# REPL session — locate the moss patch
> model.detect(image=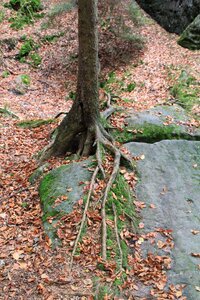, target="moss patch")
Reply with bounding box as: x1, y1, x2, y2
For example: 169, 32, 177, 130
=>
170, 70, 200, 115
112, 123, 199, 144
39, 159, 92, 245
17, 118, 55, 128
106, 174, 139, 269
